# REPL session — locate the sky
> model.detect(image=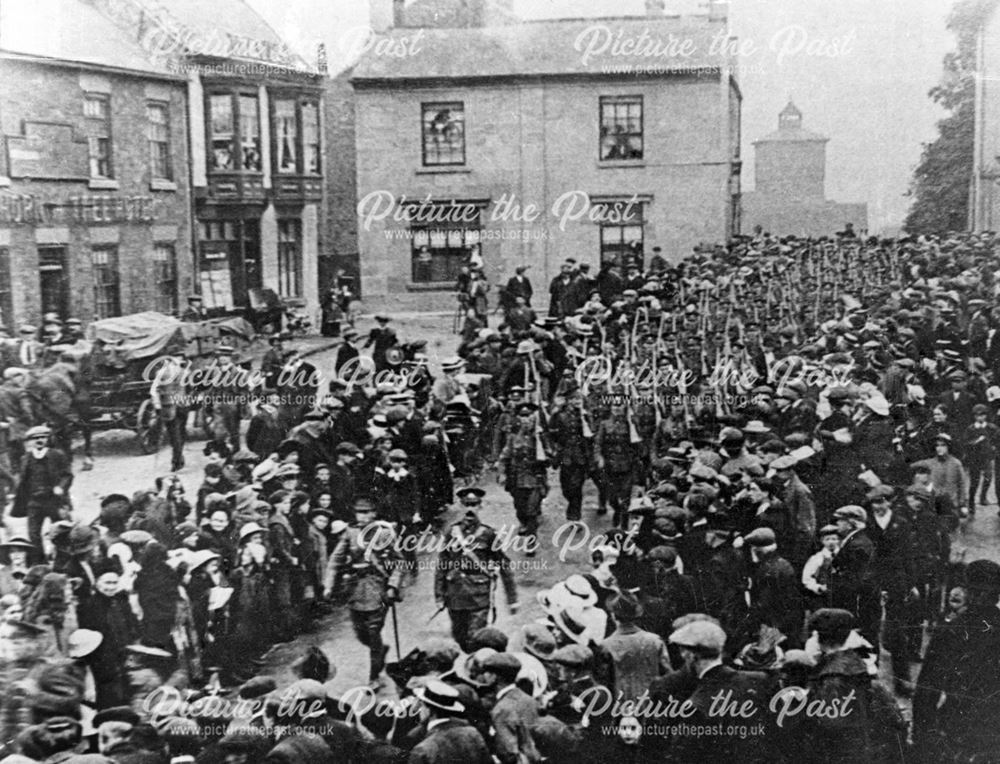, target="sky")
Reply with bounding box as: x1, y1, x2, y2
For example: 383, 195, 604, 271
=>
248, 0, 957, 233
